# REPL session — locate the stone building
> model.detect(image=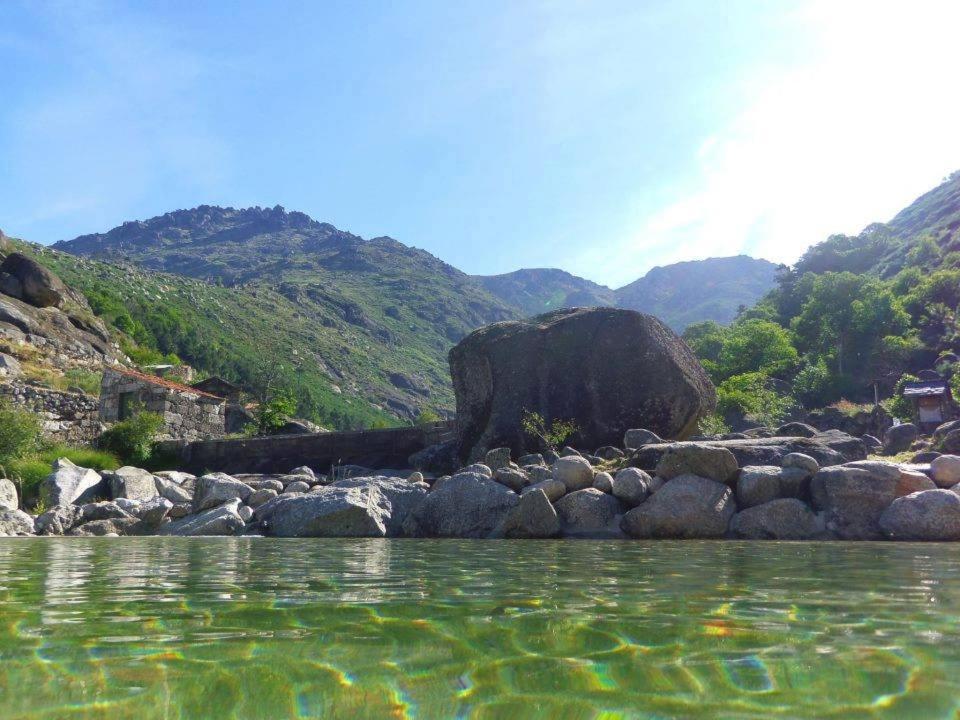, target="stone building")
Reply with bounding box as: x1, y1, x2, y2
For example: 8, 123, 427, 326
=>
99, 366, 225, 440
